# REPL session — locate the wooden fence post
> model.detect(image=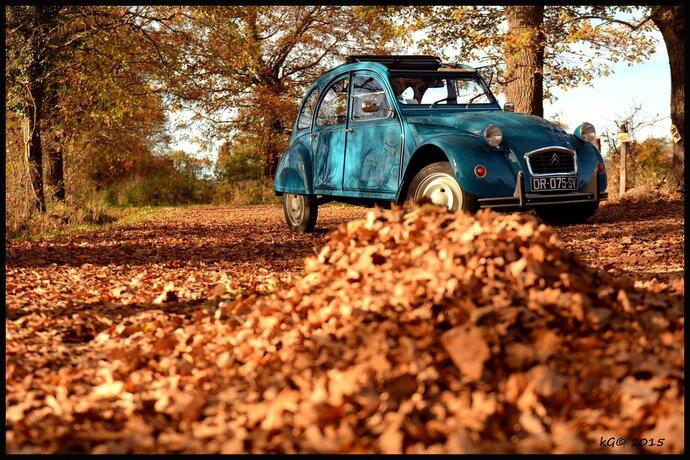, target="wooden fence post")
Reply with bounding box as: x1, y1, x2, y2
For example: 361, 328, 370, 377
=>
618, 122, 629, 196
